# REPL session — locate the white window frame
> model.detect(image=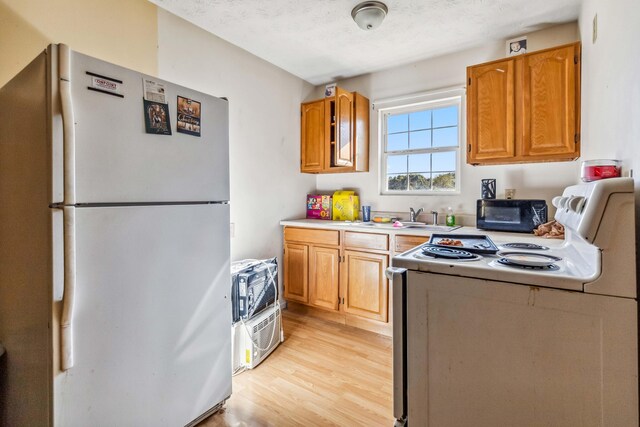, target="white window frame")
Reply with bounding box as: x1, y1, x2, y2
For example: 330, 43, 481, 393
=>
376, 86, 465, 195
